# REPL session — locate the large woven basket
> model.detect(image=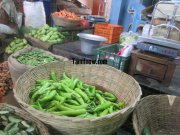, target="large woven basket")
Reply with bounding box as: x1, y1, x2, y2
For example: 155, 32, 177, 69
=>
133, 95, 180, 135
51, 14, 80, 27
0, 103, 50, 135
8, 46, 68, 84
14, 61, 142, 135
